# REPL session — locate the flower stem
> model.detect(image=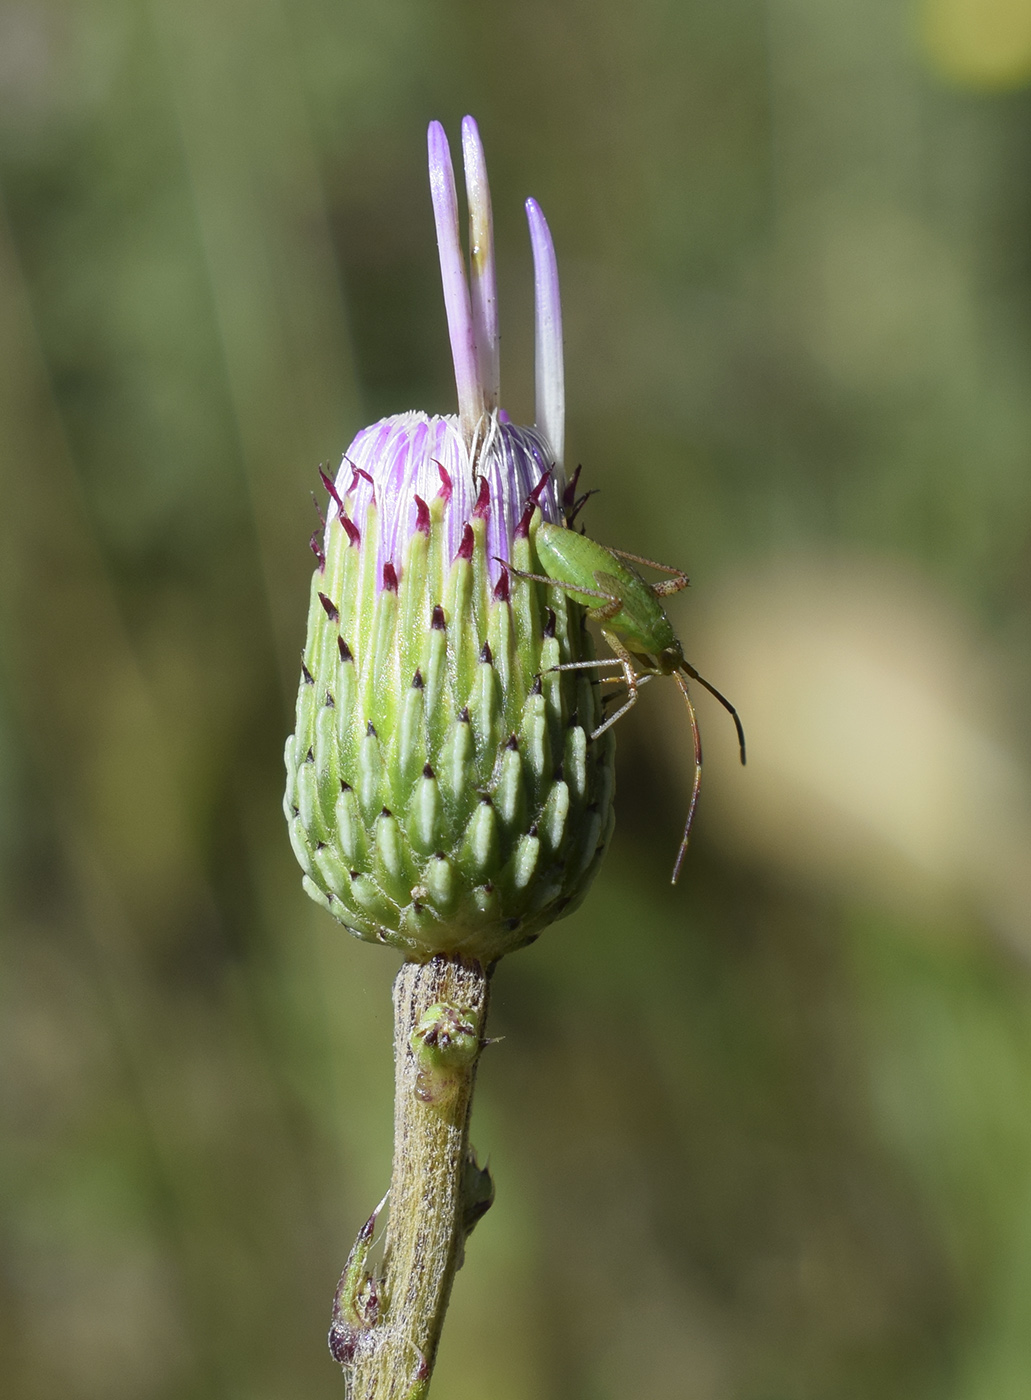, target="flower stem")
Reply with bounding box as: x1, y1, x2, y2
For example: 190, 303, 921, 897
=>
343, 954, 492, 1399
